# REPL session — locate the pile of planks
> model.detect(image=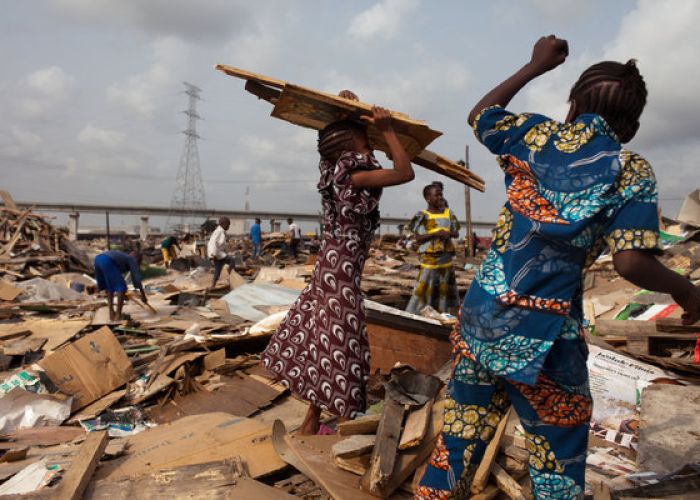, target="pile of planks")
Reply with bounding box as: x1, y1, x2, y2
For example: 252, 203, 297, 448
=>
1, 192, 92, 281
319, 365, 533, 499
